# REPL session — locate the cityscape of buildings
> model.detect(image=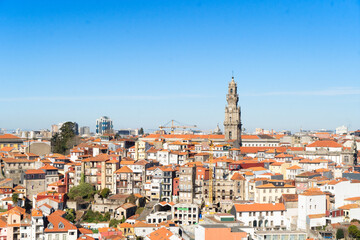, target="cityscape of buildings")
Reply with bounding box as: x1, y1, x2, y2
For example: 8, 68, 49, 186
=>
0, 77, 359, 240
